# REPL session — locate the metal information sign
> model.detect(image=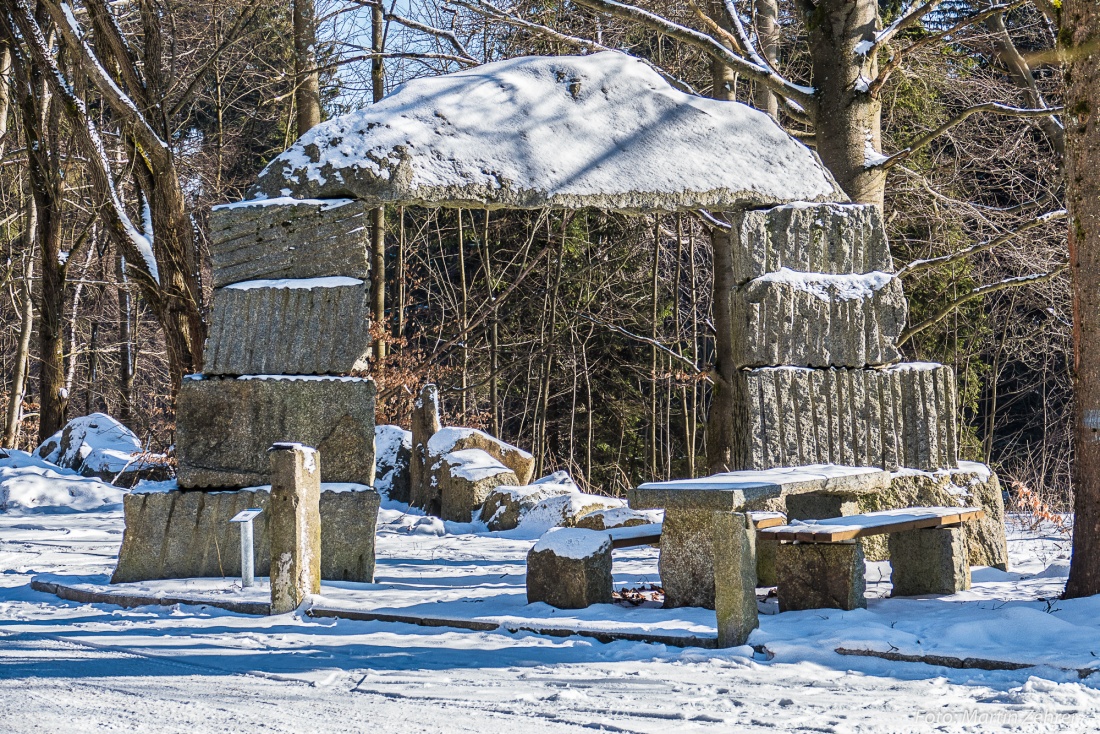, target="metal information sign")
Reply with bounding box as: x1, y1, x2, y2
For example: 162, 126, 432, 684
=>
230, 508, 263, 587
